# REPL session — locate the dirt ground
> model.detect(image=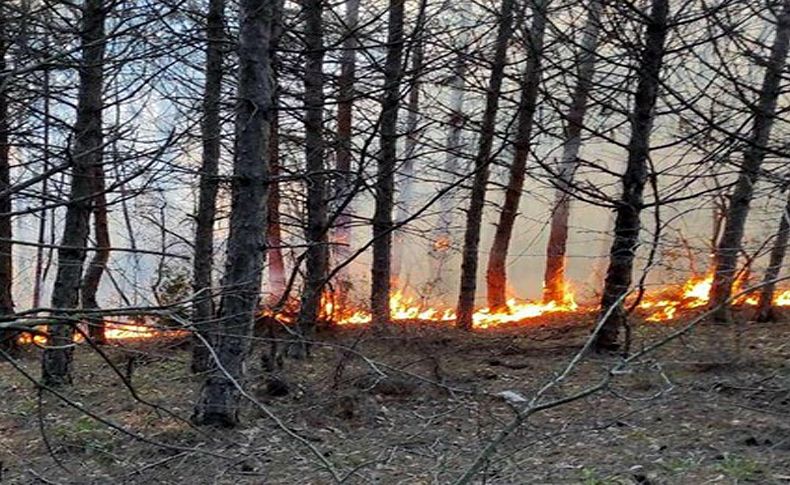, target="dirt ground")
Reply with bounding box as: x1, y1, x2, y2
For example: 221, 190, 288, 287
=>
1, 309, 789, 484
